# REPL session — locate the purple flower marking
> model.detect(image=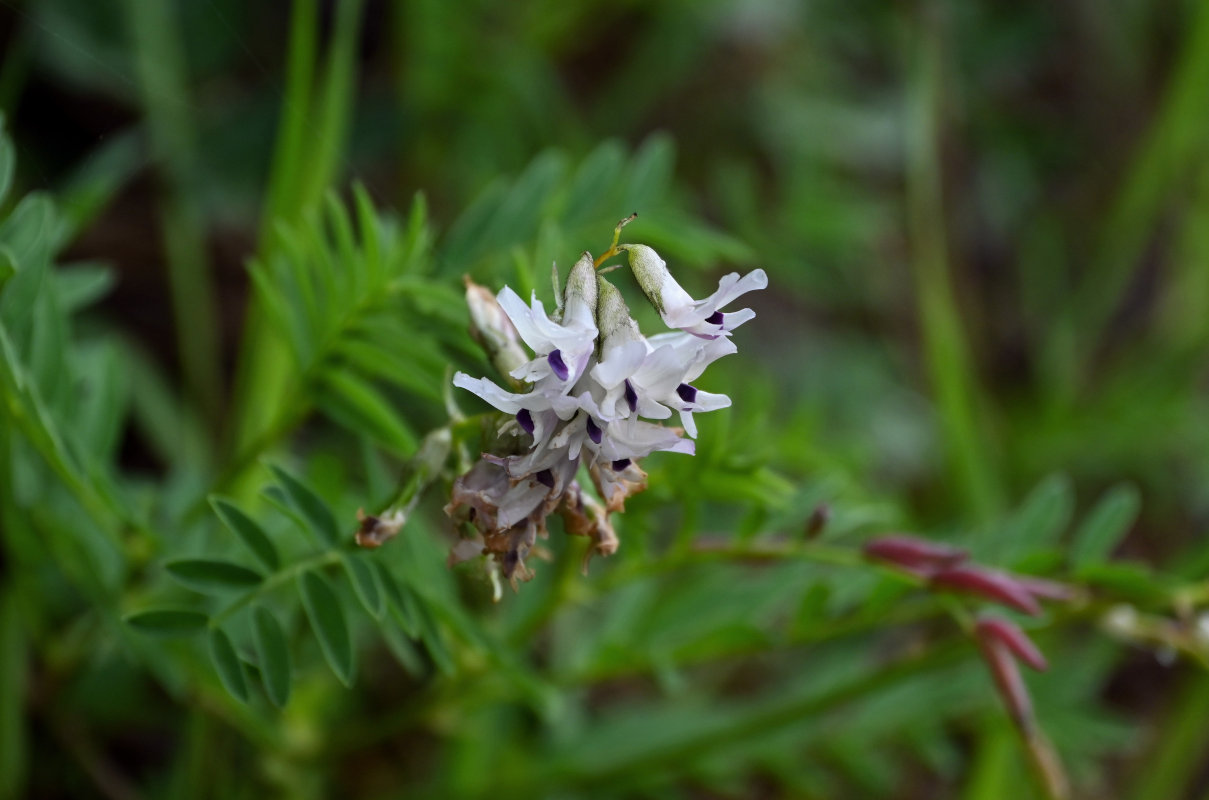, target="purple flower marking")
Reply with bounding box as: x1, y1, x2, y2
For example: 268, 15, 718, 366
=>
547, 349, 570, 381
